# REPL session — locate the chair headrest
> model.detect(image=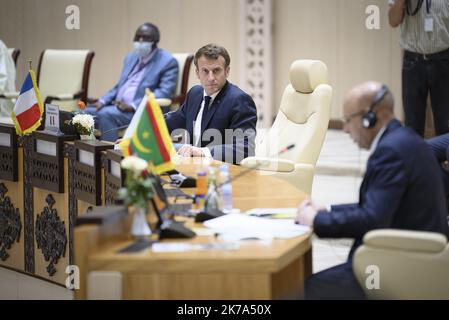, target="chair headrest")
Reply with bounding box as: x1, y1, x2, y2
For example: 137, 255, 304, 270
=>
290, 60, 328, 93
